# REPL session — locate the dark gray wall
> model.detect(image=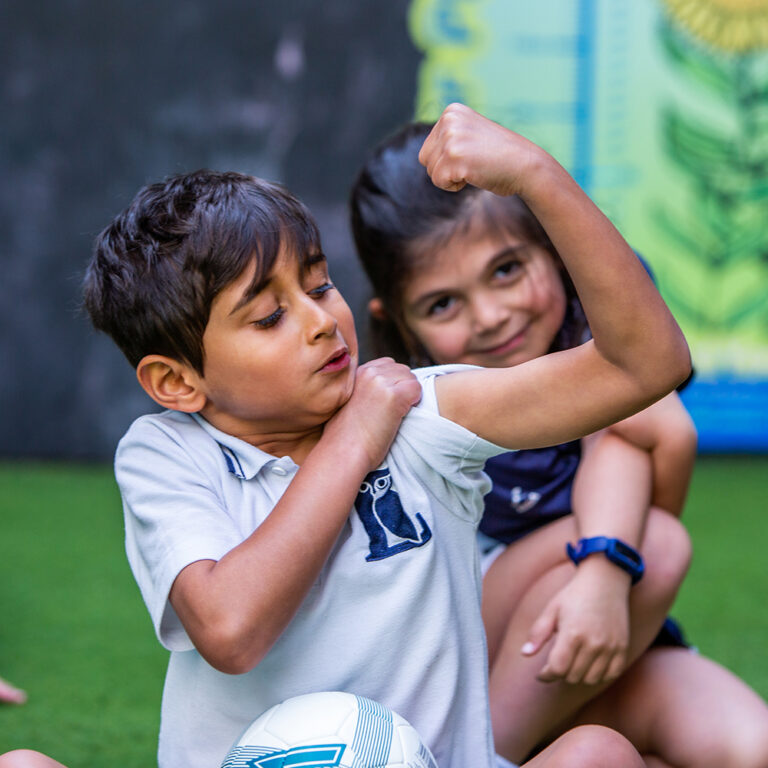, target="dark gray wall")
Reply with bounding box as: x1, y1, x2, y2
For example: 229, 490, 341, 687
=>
1, 0, 420, 459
